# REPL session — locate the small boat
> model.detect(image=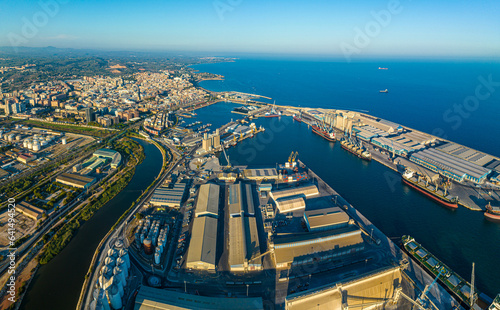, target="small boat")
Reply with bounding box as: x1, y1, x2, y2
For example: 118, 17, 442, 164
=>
379, 89, 388, 93
485, 203, 500, 221
378, 67, 388, 70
